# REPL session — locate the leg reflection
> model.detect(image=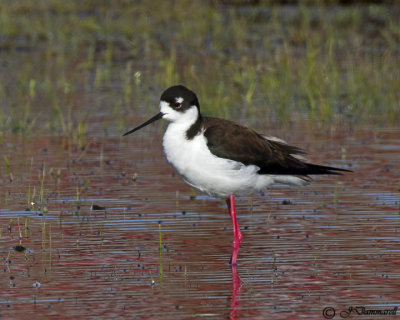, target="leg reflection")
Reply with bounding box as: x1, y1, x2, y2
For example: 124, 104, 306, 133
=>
230, 264, 242, 320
